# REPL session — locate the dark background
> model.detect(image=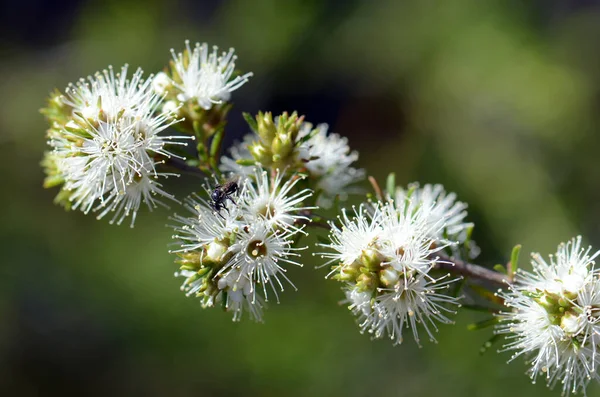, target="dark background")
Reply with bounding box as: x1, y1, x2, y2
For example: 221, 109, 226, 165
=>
2, 0, 600, 396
